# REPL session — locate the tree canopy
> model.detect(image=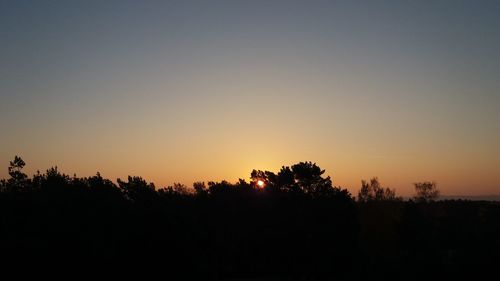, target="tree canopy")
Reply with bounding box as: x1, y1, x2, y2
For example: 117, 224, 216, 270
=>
357, 177, 400, 202
414, 181, 440, 202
